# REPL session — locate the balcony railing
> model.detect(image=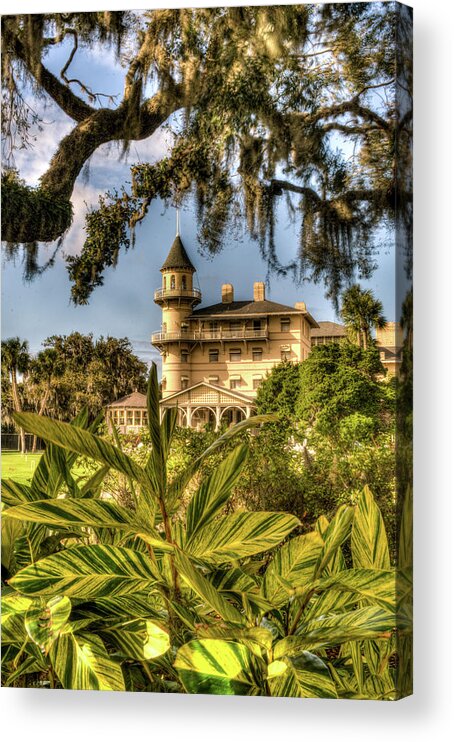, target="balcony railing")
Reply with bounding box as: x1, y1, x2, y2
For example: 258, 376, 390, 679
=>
154, 287, 202, 302
151, 328, 268, 344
